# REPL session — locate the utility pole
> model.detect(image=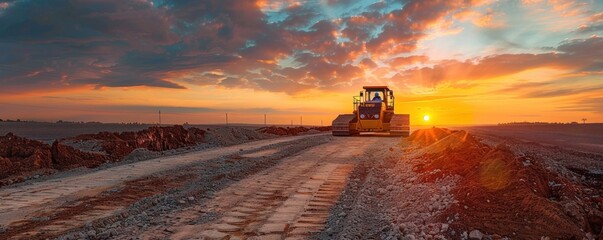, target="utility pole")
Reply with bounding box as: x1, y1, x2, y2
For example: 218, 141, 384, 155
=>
226, 113, 229, 126
158, 110, 161, 126
291, 120, 293, 126
264, 114, 267, 126
321, 120, 323, 126
300, 116, 303, 127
